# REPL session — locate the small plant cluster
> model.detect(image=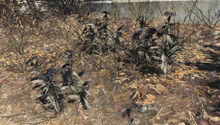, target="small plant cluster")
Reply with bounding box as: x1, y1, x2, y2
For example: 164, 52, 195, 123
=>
77, 12, 182, 74
27, 51, 90, 114
126, 14, 182, 74
79, 11, 123, 55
